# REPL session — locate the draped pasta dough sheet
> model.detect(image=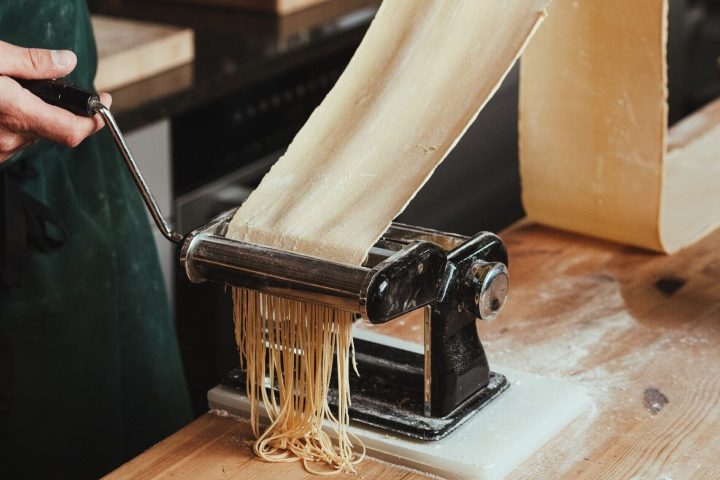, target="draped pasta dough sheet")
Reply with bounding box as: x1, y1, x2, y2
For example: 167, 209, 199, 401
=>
520, 0, 720, 253
228, 0, 549, 264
